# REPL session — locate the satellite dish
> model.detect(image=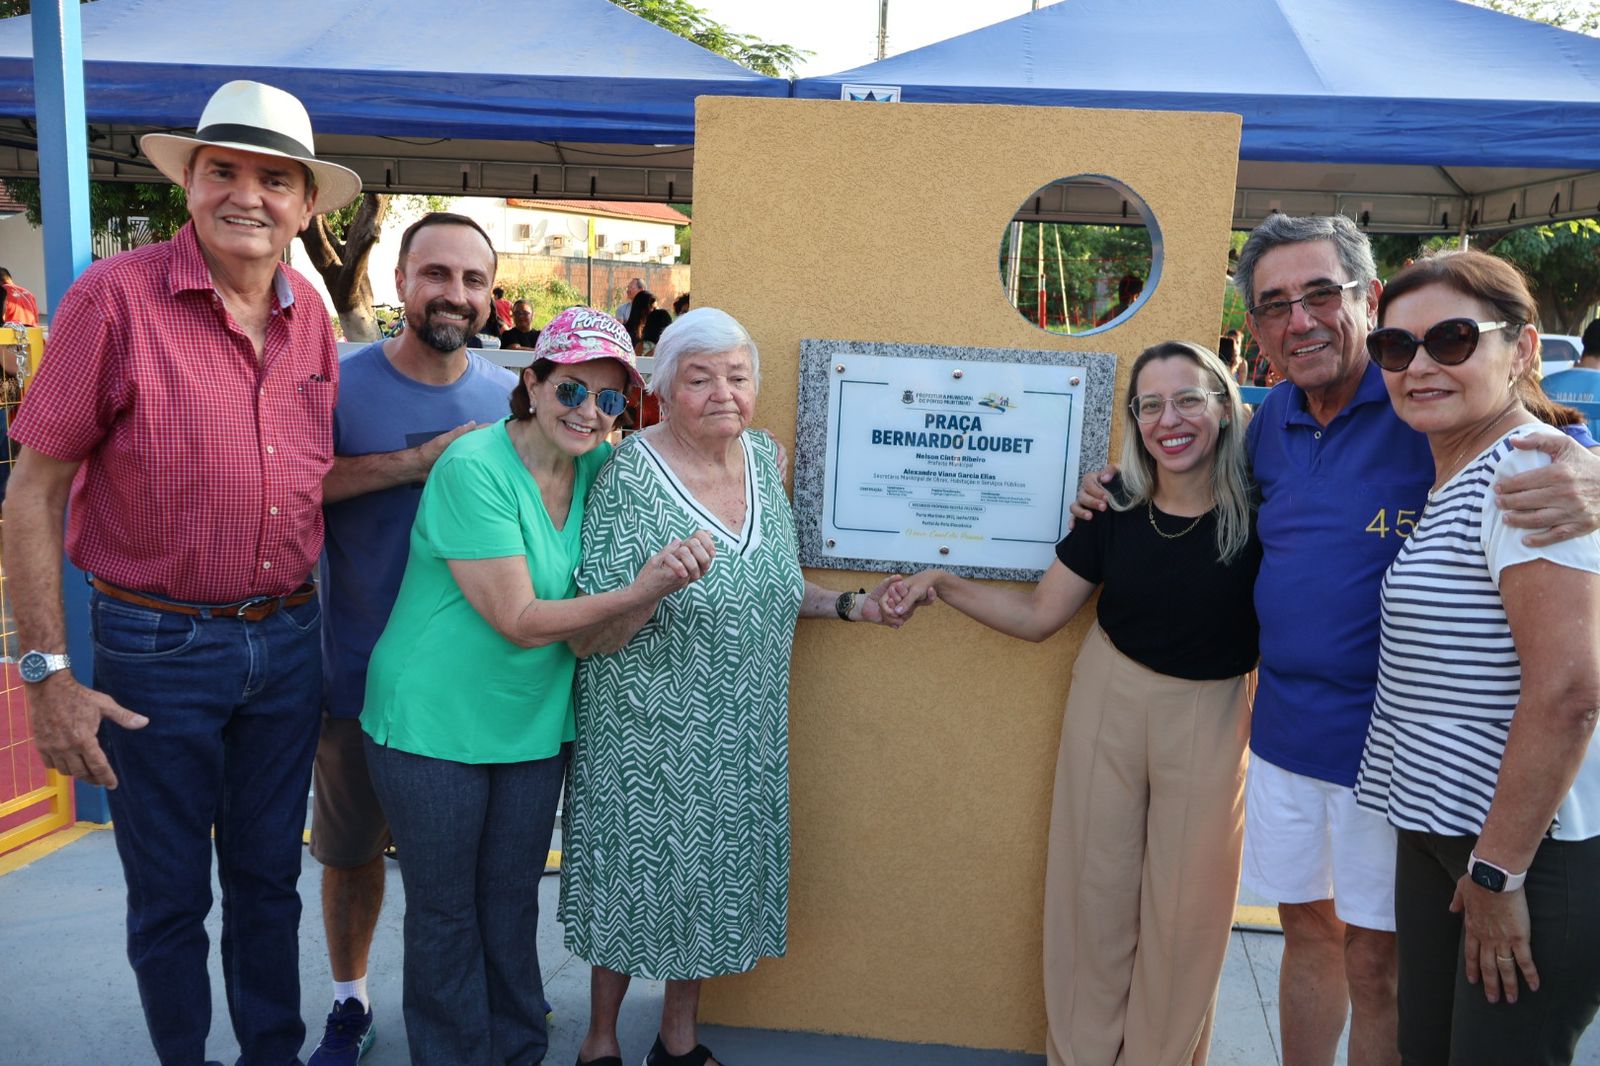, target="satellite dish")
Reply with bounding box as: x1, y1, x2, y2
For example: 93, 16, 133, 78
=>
529, 219, 548, 245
